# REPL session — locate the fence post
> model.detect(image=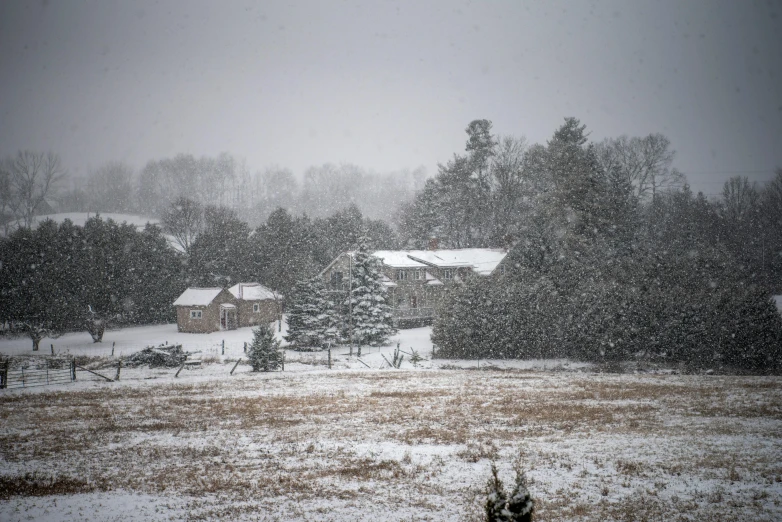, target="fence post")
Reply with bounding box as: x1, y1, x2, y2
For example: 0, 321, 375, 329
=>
222, 340, 225, 356
50, 344, 54, 355
71, 359, 76, 381
46, 358, 49, 385
328, 347, 332, 369
115, 360, 122, 381
281, 351, 285, 372
111, 342, 115, 357
243, 342, 247, 354
175, 362, 185, 378
1, 360, 8, 389
230, 358, 241, 375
